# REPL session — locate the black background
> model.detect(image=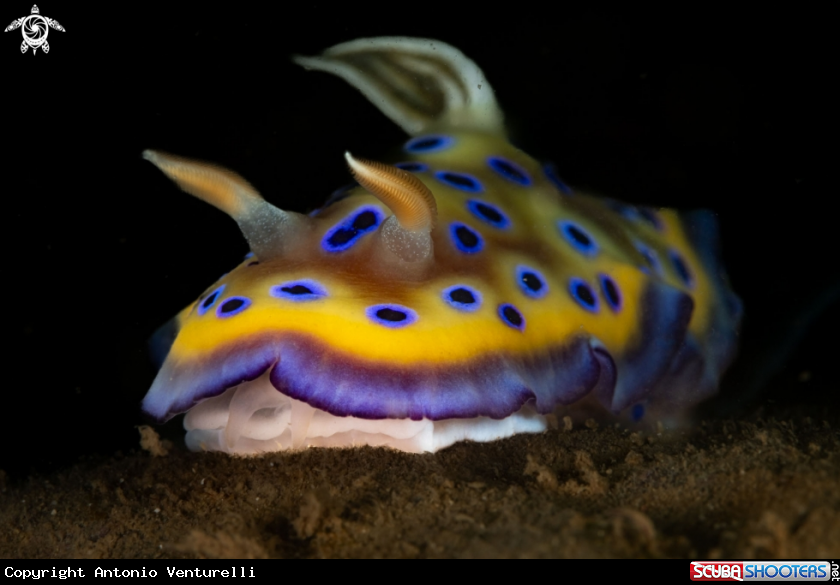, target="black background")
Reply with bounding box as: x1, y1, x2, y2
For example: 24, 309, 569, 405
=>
2, 5, 834, 477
